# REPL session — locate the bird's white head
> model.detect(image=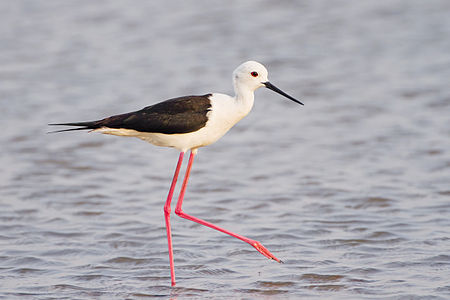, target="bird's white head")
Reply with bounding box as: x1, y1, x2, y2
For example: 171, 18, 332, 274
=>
232, 61, 304, 105
233, 61, 269, 92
